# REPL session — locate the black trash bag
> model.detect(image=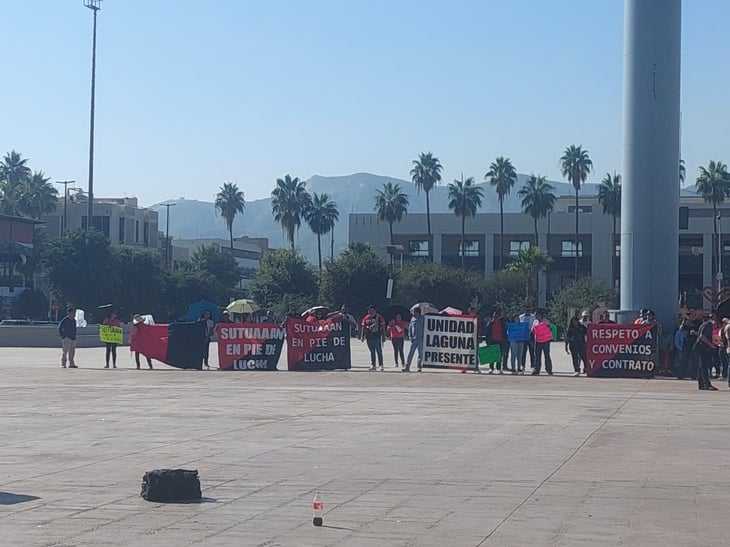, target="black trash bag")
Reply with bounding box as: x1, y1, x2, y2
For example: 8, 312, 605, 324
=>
141, 469, 202, 502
